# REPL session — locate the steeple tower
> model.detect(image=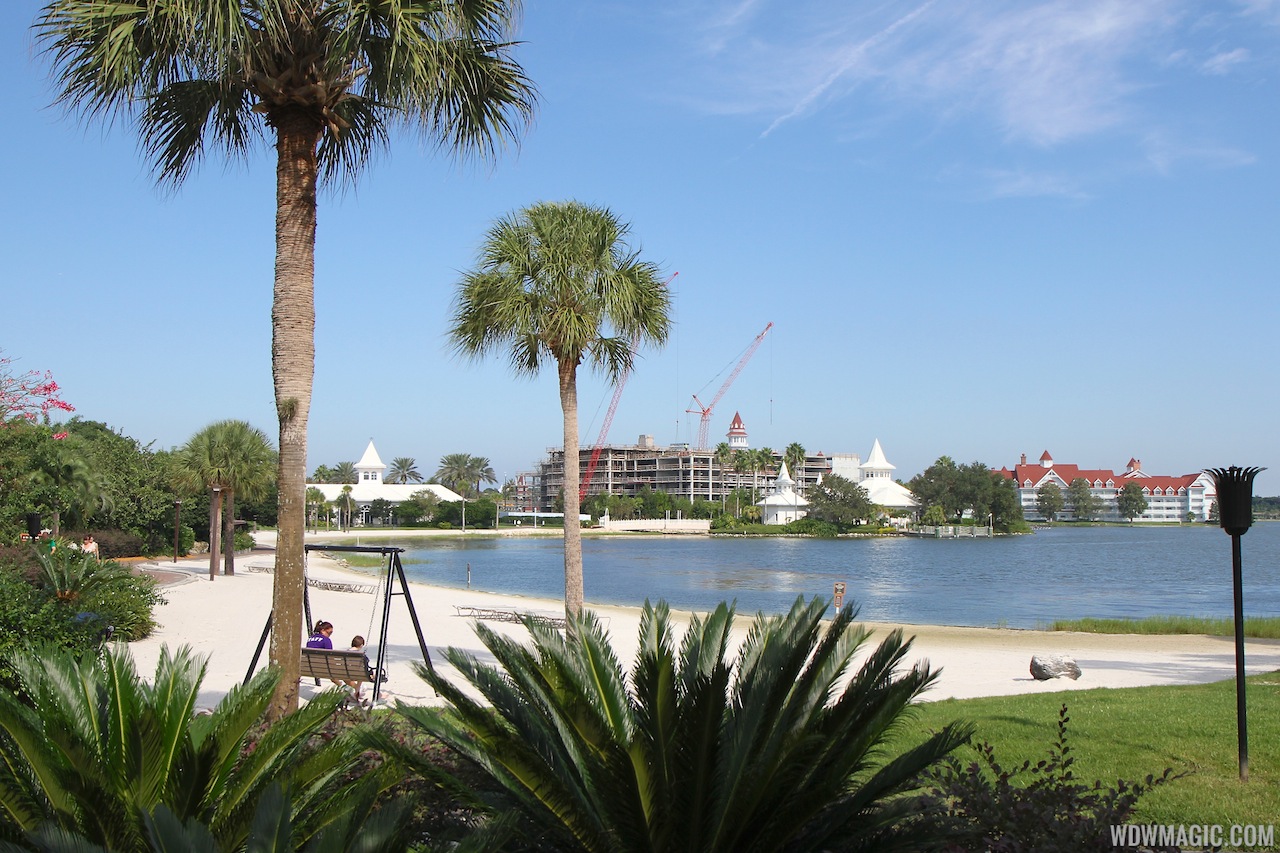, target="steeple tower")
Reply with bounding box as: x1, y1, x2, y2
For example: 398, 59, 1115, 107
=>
354, 439, 386, 484
727, 411, 749, 450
